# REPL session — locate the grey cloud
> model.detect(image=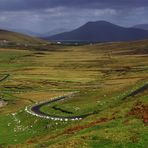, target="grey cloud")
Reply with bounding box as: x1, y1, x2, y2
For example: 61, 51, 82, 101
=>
0, 0, 148, 11
0, 0, 148, 33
